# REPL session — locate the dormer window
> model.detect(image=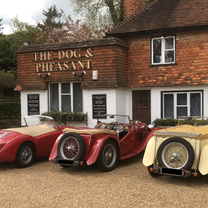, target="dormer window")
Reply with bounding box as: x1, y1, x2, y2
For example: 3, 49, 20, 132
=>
151, 36, 175, 65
